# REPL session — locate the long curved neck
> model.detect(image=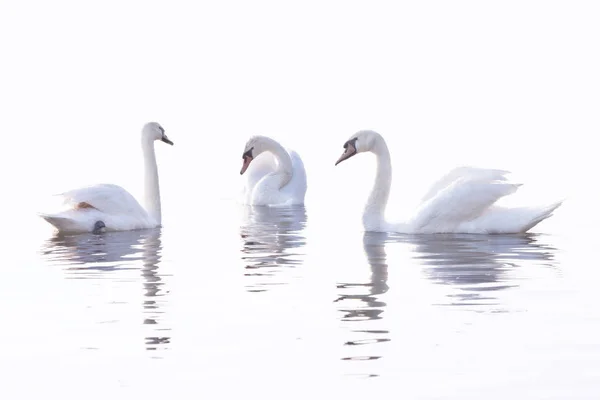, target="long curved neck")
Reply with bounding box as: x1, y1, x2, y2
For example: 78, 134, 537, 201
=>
262, 137, 293, 188
142, 138, 162, 225
363, 137, 392, 231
